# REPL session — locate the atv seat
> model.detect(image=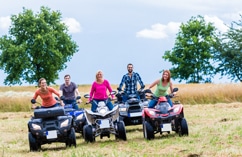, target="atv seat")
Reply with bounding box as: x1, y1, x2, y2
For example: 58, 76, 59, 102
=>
34, 107, 65, 118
